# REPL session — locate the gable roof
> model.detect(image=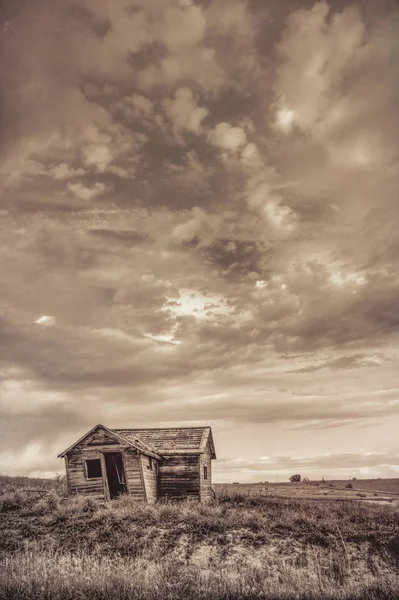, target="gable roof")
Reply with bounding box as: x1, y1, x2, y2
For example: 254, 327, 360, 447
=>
57, 424, 161, 460
113, 427, 216, 459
